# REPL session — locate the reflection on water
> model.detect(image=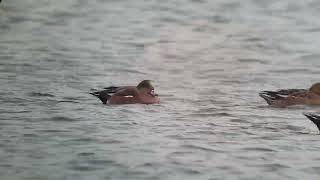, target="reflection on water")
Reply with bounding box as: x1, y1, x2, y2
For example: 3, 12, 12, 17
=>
1, 0, 320, 179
